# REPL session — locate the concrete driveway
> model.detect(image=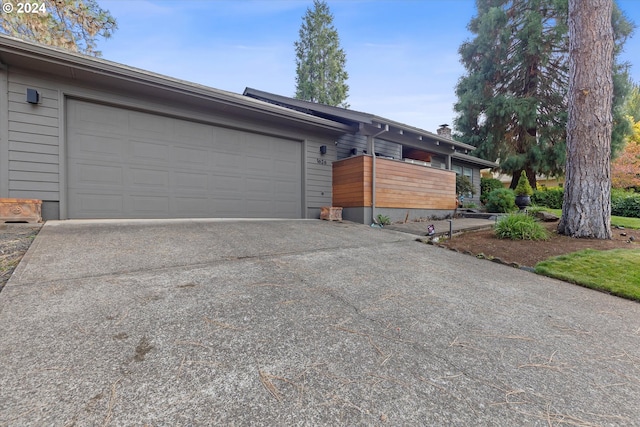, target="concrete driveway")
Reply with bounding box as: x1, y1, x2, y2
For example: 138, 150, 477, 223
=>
1, 219, 639, 426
